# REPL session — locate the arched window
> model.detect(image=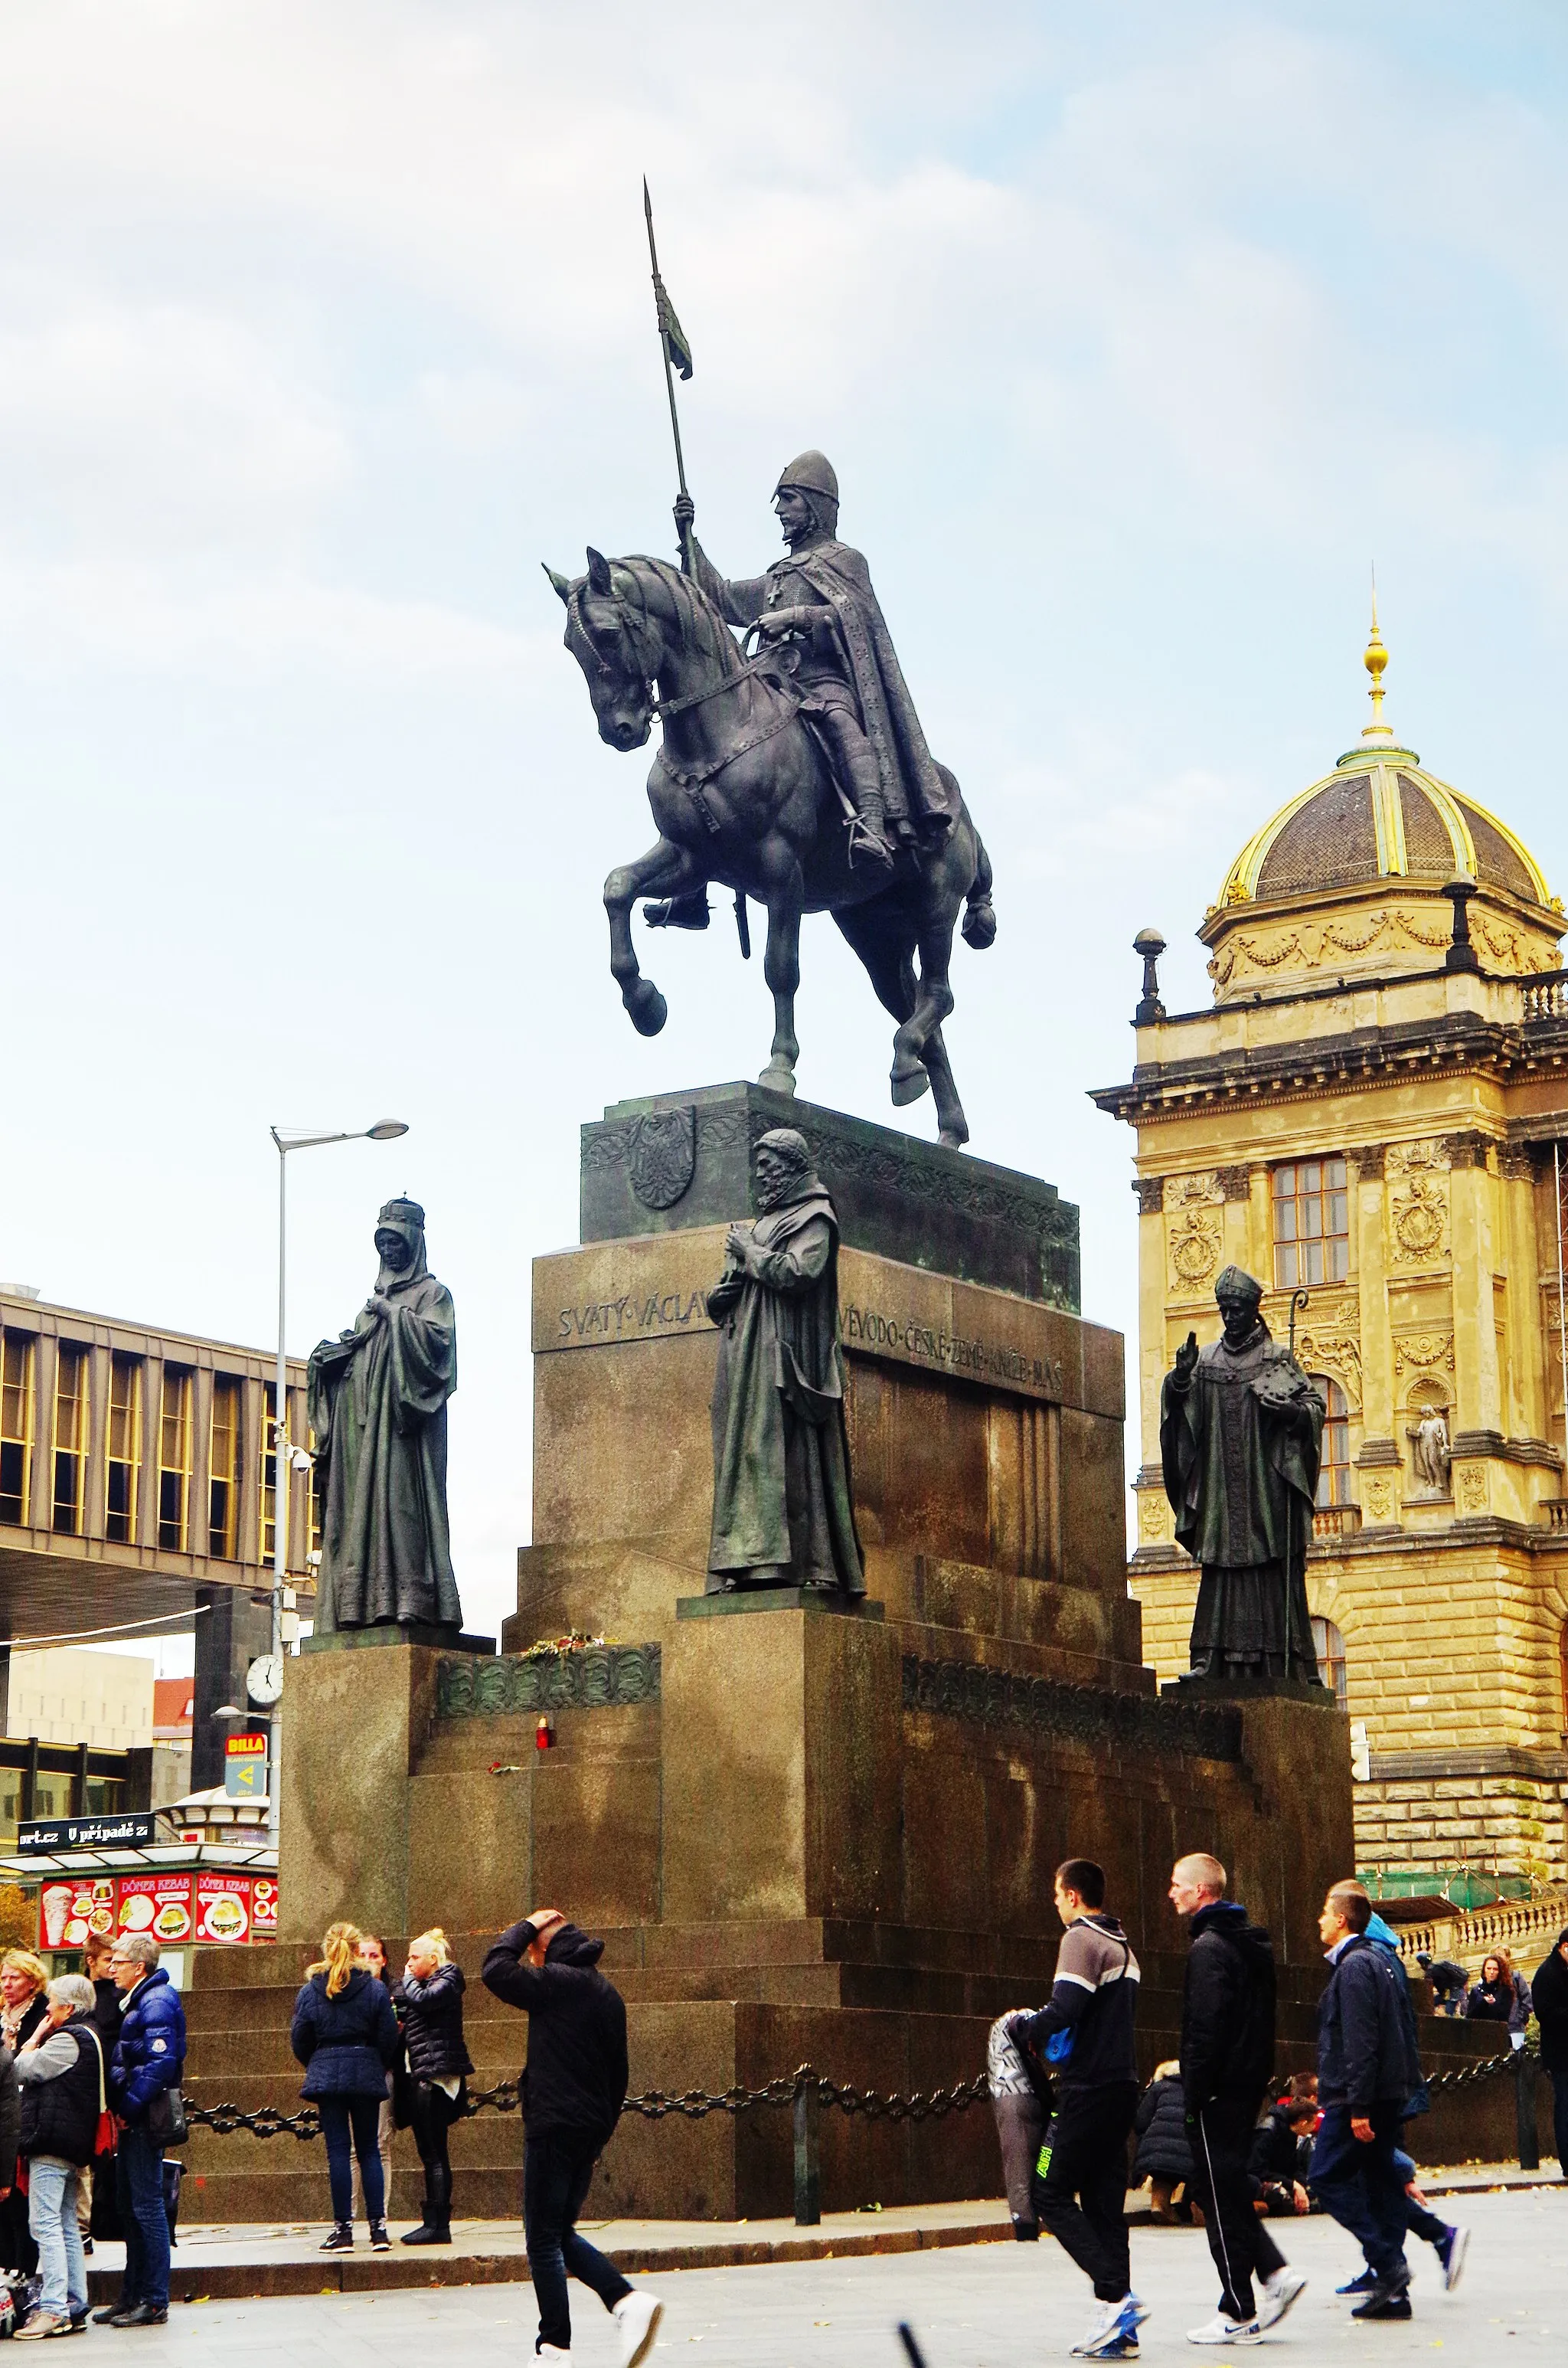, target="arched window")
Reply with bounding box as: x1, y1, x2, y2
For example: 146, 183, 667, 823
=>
1312, 1614, 1348, 1709
1314, 1377, 1351, 1506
